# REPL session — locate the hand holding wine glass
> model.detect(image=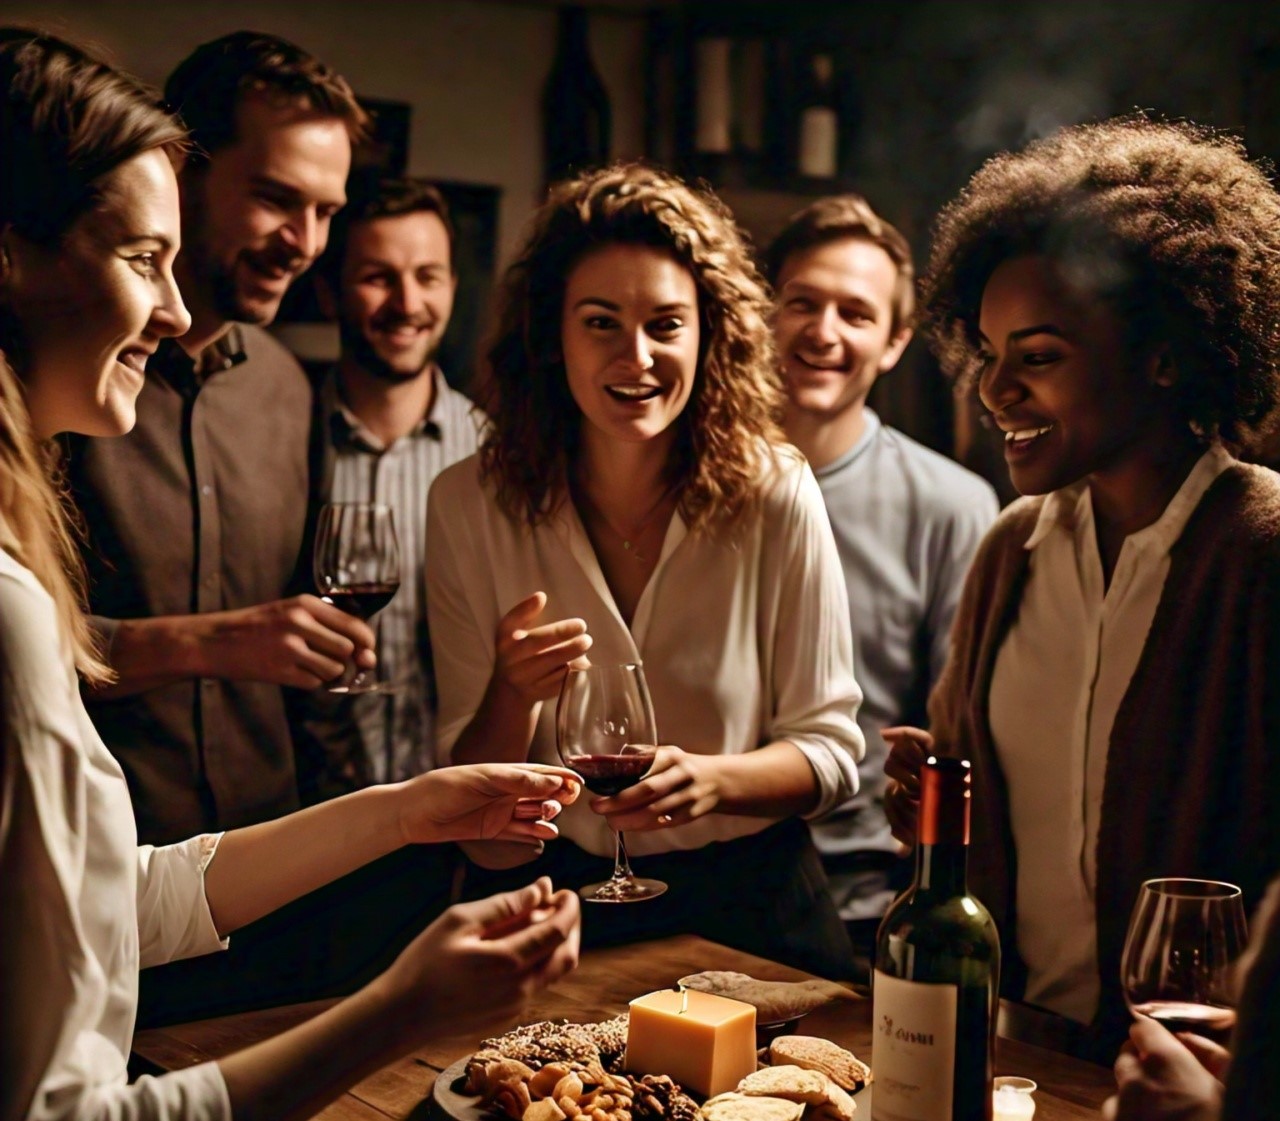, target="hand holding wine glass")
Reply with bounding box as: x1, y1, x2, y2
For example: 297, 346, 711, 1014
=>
1121, 878, 1248, 1045
556, 662, 667, 902
313, 502, 401, 694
